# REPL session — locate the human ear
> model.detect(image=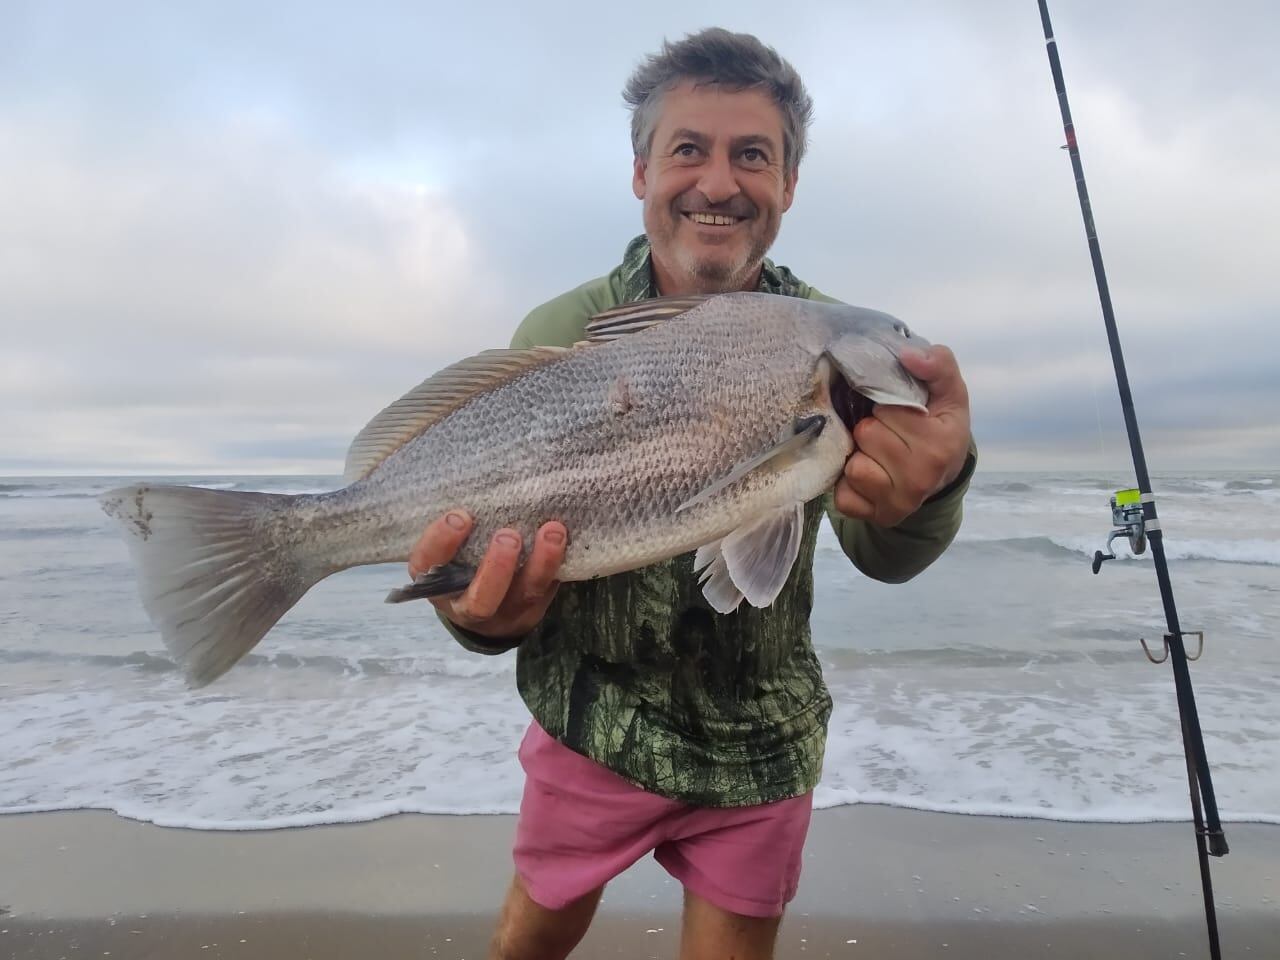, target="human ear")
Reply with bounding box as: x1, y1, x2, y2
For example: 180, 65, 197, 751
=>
632, 155, 648, 200
781, 168, 798, 212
